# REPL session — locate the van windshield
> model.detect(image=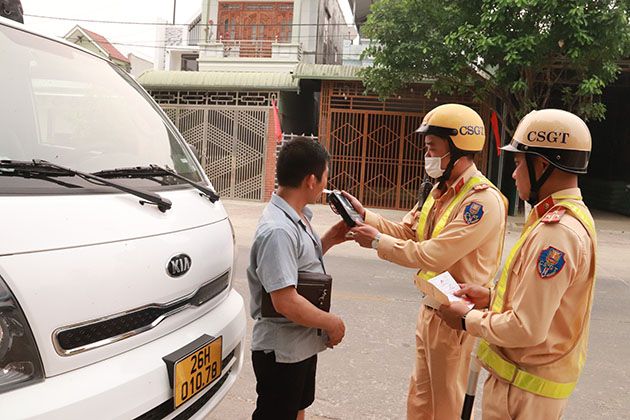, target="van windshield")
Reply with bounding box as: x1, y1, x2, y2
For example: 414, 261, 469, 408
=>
0, 24, 203, 192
